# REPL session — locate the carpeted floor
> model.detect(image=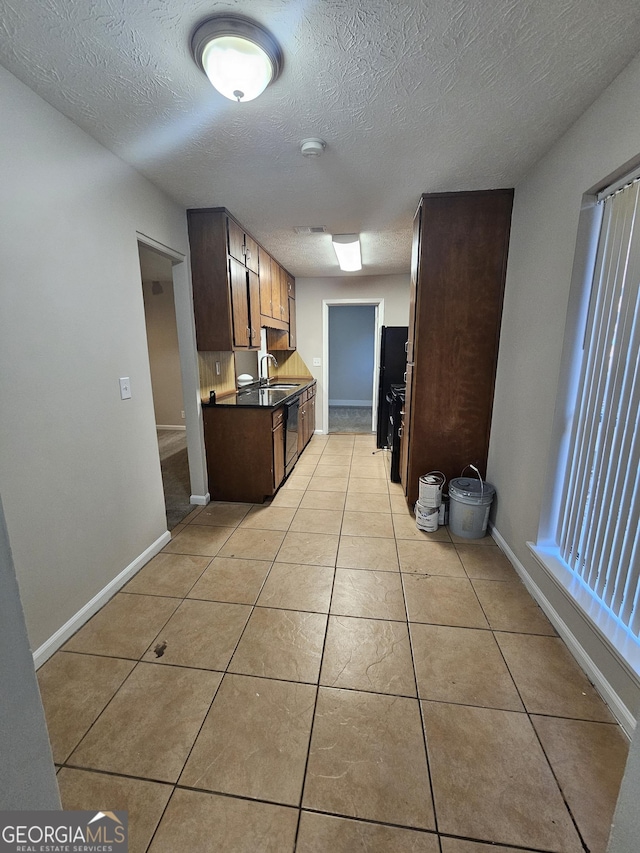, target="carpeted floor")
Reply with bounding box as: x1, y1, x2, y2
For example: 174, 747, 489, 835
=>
328, 405, 374, 434
157, 430, 193, 530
